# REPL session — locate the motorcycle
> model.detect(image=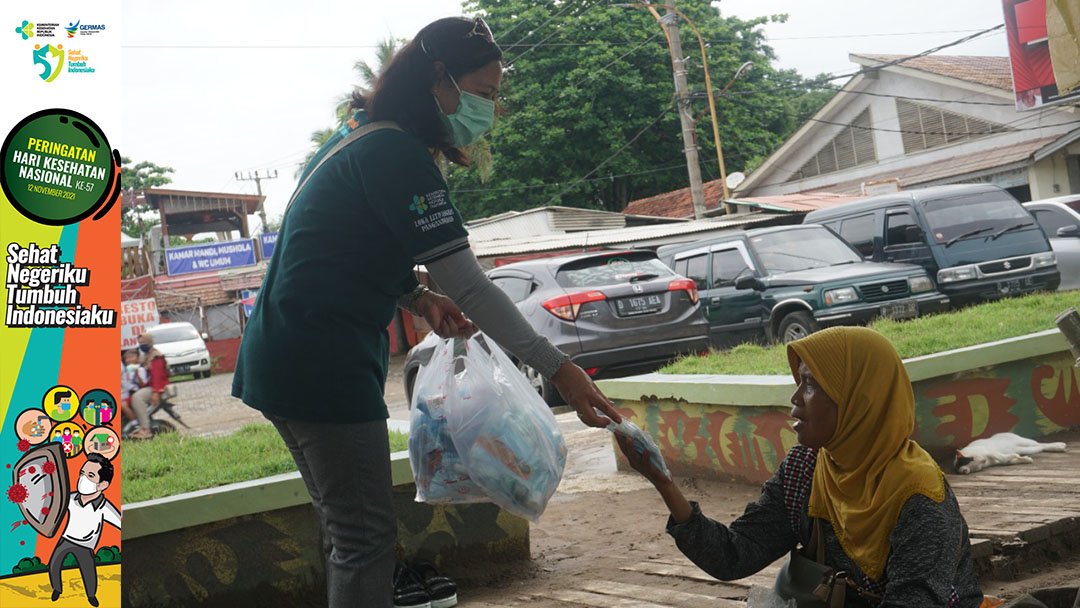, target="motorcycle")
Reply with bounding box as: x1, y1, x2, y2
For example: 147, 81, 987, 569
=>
121, 384, 190, 439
